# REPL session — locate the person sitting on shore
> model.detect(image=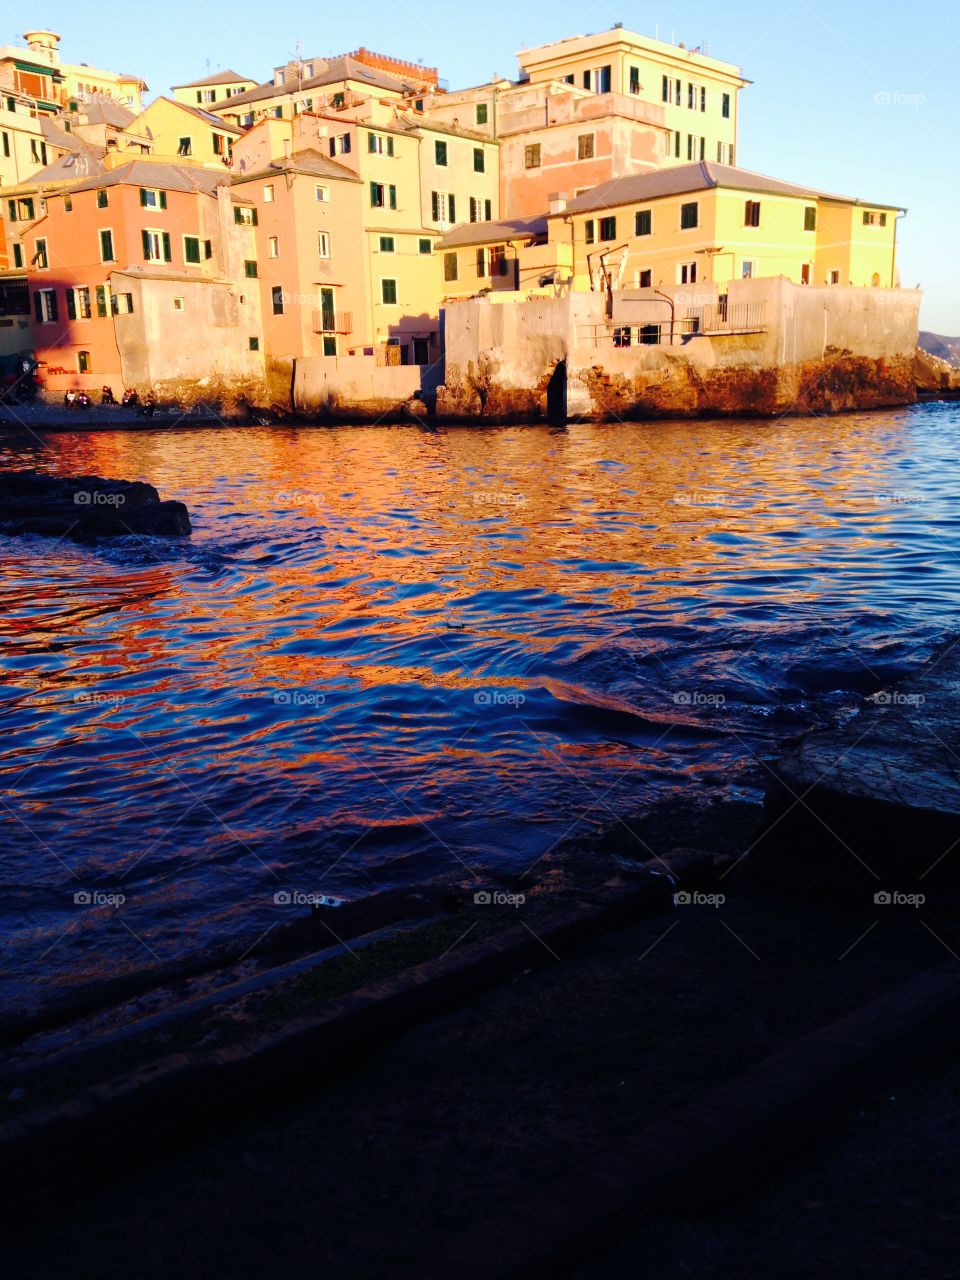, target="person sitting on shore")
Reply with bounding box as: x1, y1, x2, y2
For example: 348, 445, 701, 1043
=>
122, 389, 139, 407
101, 386, 116, 405
64, 390, 78, 409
